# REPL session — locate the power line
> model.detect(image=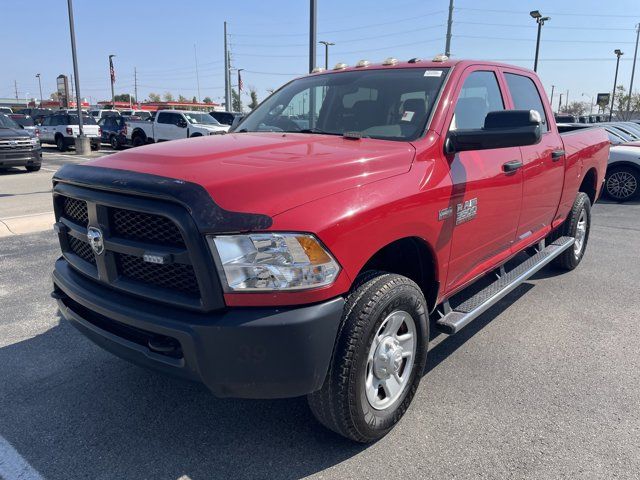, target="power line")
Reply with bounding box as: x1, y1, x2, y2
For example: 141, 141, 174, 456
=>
454, 20, 637, 31
454, 34, 637, 45
456, 7, 640, 18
